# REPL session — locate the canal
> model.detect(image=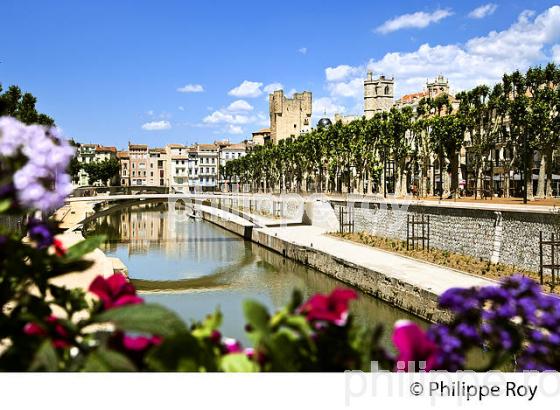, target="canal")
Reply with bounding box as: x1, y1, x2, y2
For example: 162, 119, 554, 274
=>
83, 201, 426, 347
